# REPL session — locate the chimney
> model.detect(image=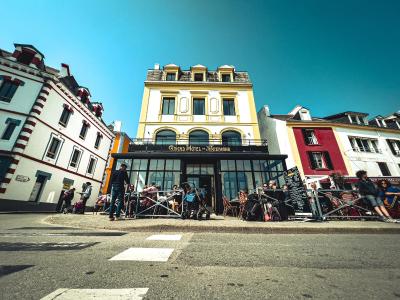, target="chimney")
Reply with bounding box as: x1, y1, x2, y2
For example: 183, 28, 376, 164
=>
154, 63, 160, 70
113, 120, 122, 132
60, 63, 71, 77
263, 105, 271, 117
